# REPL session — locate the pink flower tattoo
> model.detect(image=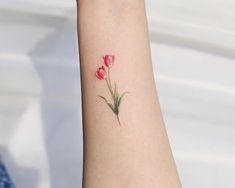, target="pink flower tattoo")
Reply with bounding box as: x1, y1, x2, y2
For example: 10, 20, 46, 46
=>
95, 54, 128, 126
95, 66, 106, 80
